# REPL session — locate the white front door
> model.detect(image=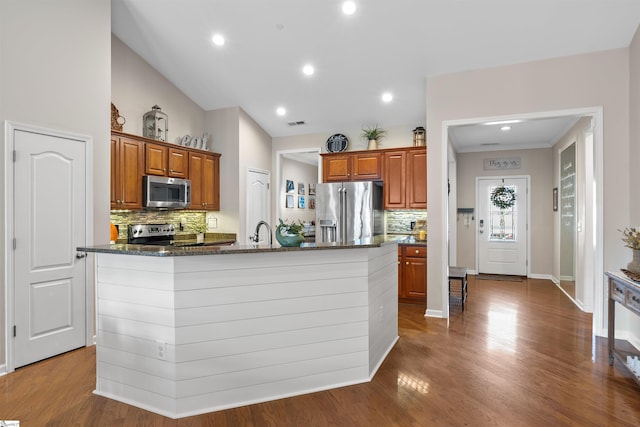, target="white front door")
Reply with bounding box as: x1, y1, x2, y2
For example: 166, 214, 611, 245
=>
246, 168, 271, 244
12, 128, 87, 368
477, 177, 528, 276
